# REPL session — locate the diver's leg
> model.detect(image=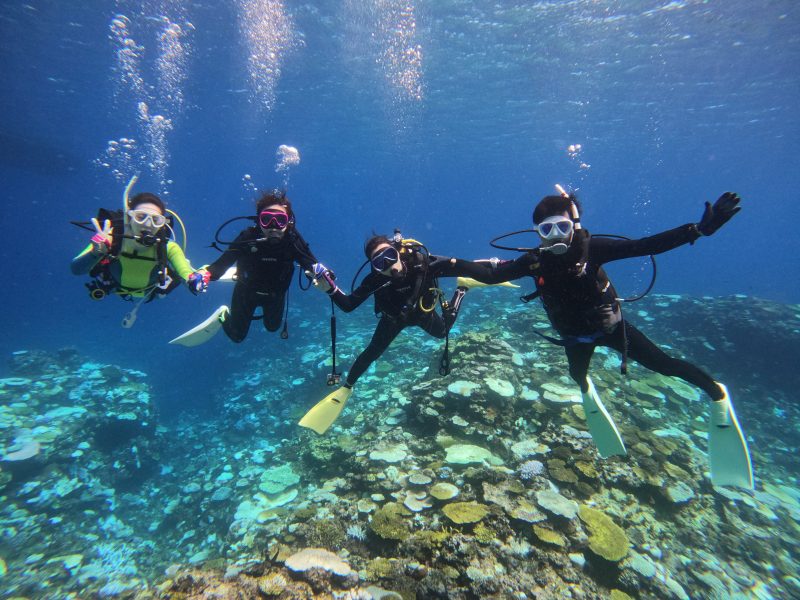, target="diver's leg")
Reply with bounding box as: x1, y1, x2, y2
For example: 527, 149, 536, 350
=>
565, 343, 595, 393
416, 310, 447, 339
613, 322, 722, 400
615, 322, 752, 486
222, 284, 256, 343
565, 342, 626, 457
261, 291, 286, 332
345, 316, 405, 386
299, 316, 403, 435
